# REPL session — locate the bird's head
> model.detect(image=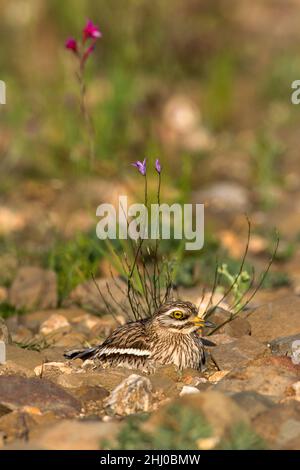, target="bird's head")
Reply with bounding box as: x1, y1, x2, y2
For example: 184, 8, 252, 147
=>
152, 300, 215, 334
